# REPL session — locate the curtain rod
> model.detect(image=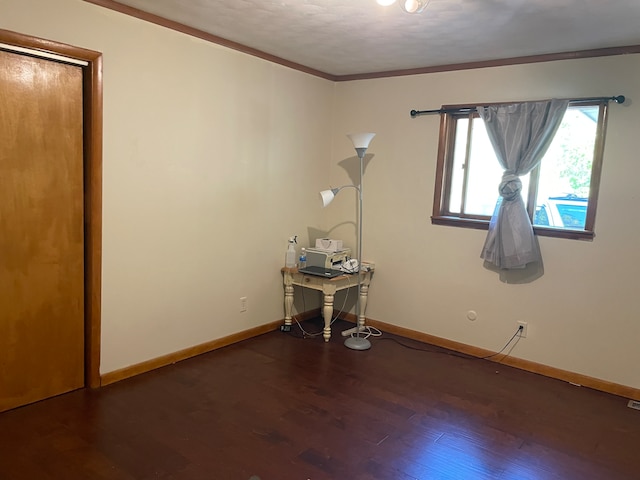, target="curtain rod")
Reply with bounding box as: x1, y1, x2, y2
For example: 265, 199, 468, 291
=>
409, 95, 626, 118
